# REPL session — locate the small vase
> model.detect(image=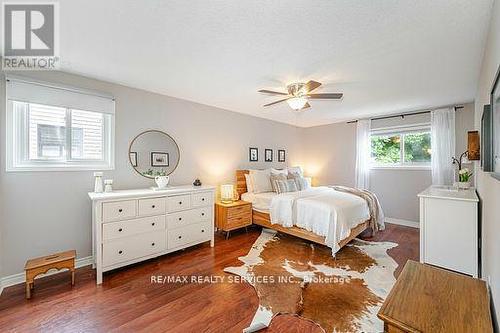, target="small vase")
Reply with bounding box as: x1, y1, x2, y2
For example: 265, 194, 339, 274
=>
458, 181, 470, 189
155, 176, 169, 189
